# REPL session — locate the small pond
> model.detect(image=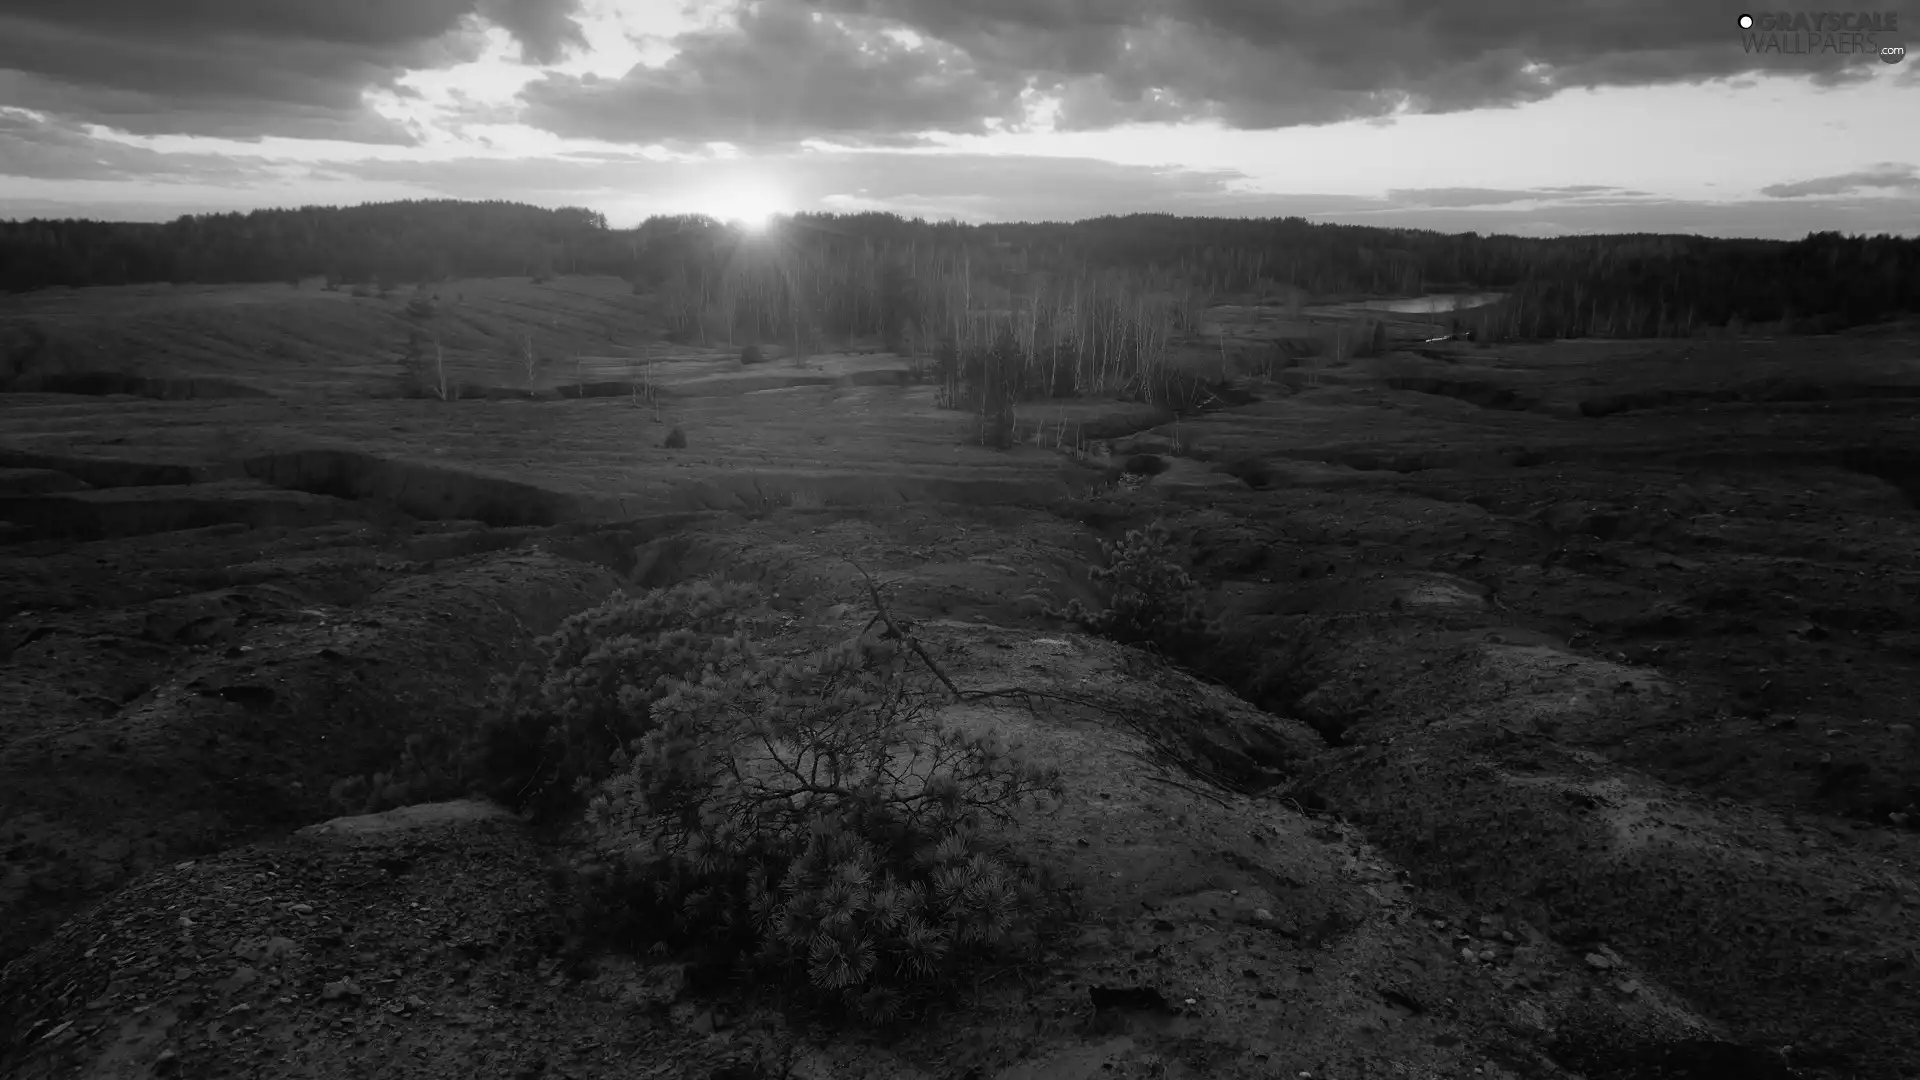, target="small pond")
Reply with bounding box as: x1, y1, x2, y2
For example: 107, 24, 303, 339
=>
1358, 291, 1506, 314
